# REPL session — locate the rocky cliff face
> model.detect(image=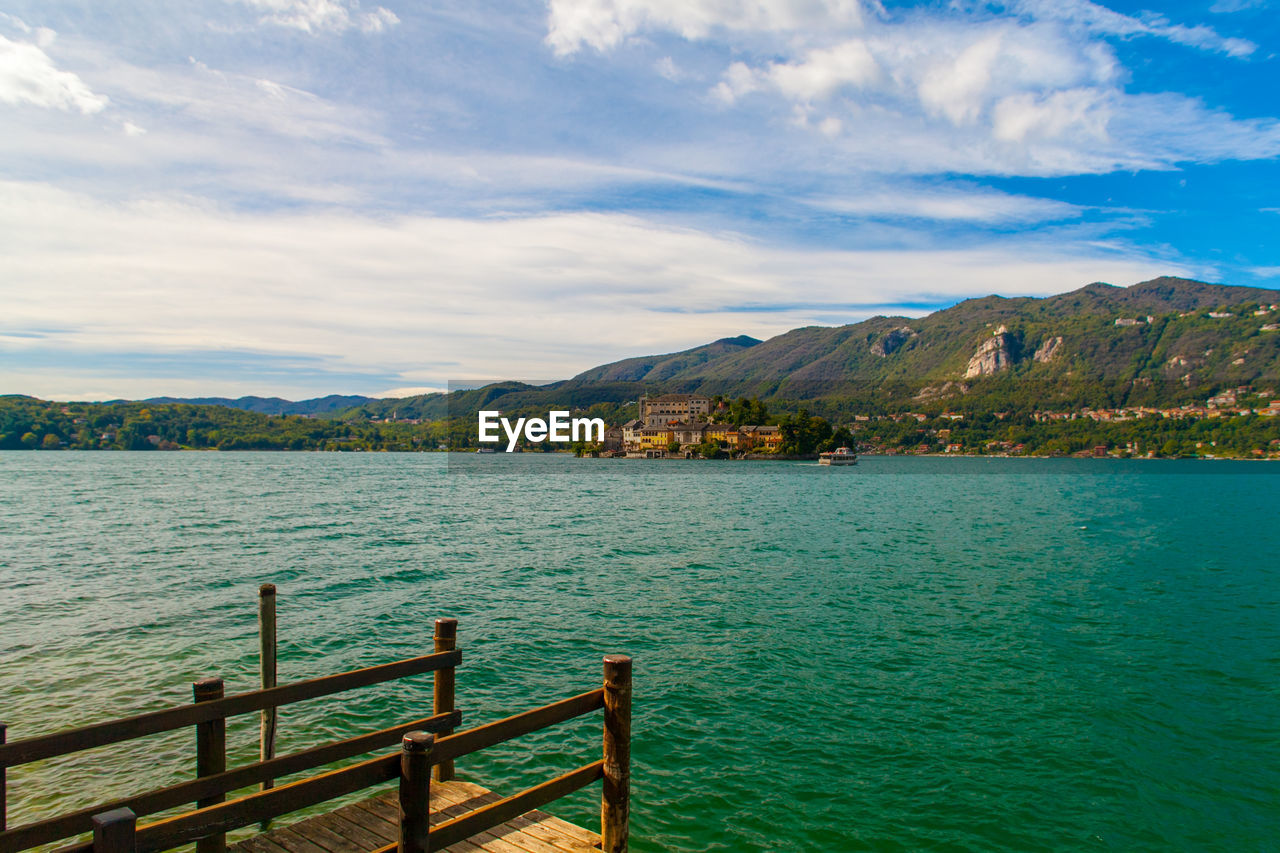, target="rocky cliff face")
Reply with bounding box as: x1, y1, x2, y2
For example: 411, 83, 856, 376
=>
965, 326, 1016, 378
871, 326, 915, 357
1033, 336, 1063, 363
